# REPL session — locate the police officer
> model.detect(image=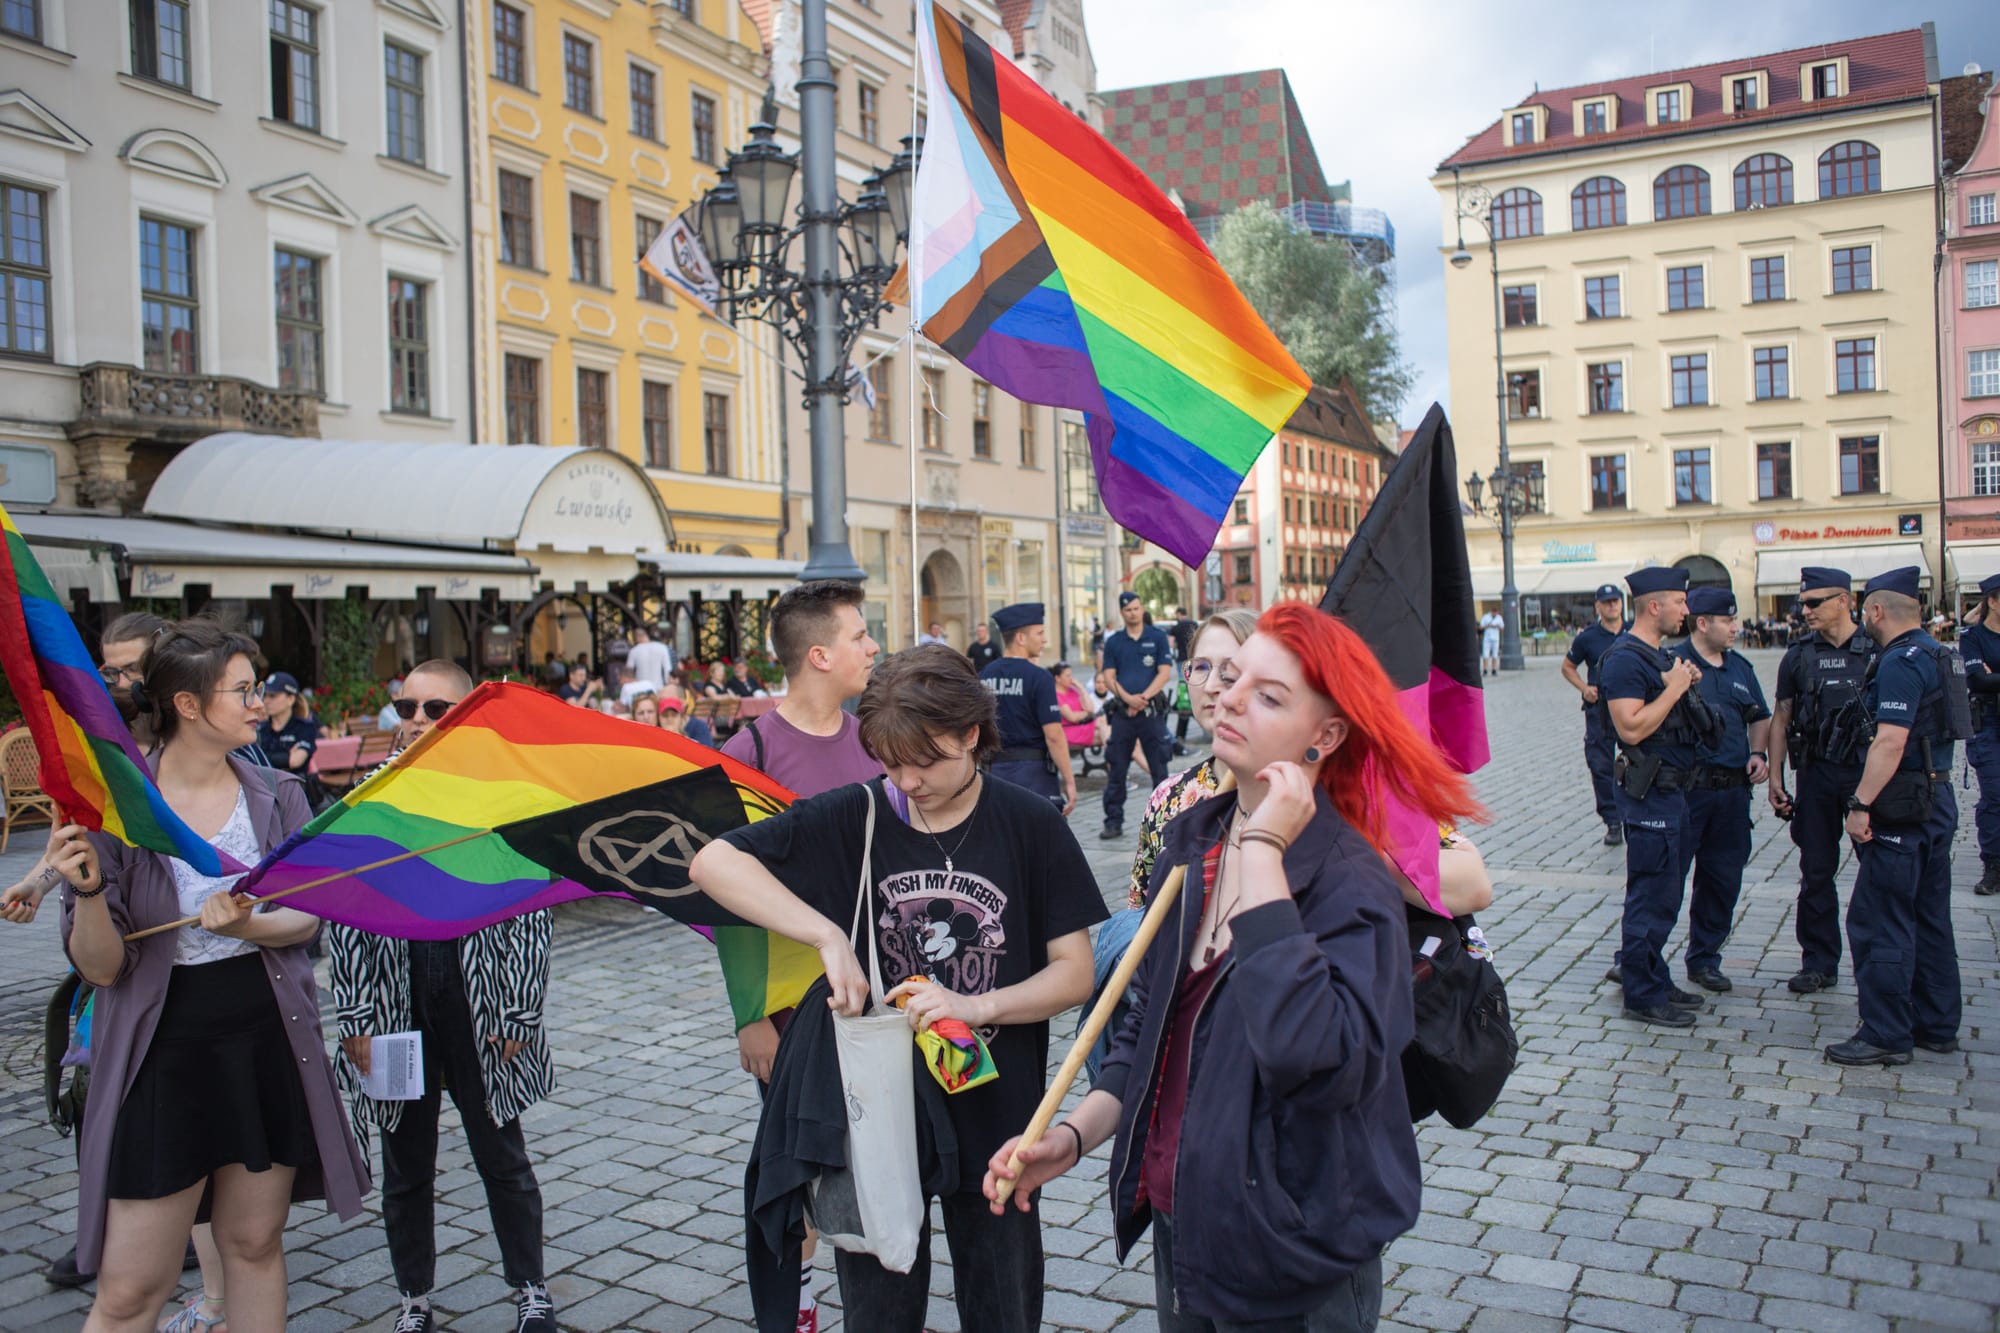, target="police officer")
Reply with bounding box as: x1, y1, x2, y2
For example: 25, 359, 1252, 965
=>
1673, 585, 1772, 994
1601, 566, 1716, 1028
1829, 566, 1967, 1065
980, 602, 1077, 815
1095, 590, 1174, 840
1562, 584, 1629, 846
1955, 572, 2000, 895
1767, 567, 1875, 994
